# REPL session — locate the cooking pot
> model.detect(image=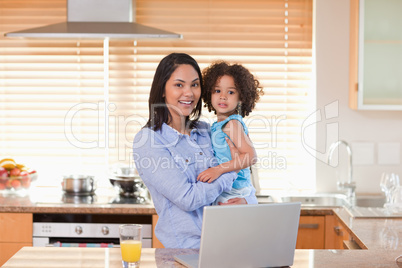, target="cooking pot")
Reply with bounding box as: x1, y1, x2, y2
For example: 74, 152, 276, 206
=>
109, 176, 147, 197
62, 175, 96, 195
